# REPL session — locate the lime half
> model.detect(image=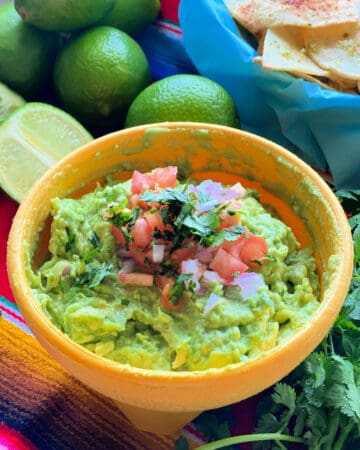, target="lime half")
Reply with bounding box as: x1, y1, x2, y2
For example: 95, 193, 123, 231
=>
0, 102, 93, 203
0, 82, 25, 124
